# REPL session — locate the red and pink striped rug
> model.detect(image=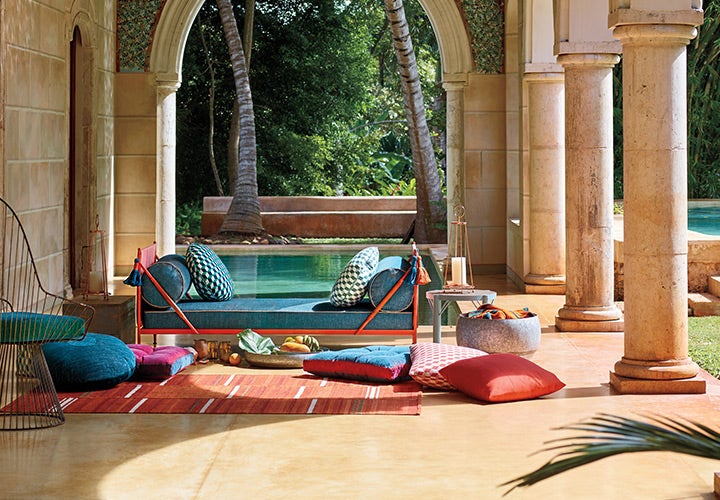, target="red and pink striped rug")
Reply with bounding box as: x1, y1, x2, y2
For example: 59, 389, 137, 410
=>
56, 374, 422, 415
